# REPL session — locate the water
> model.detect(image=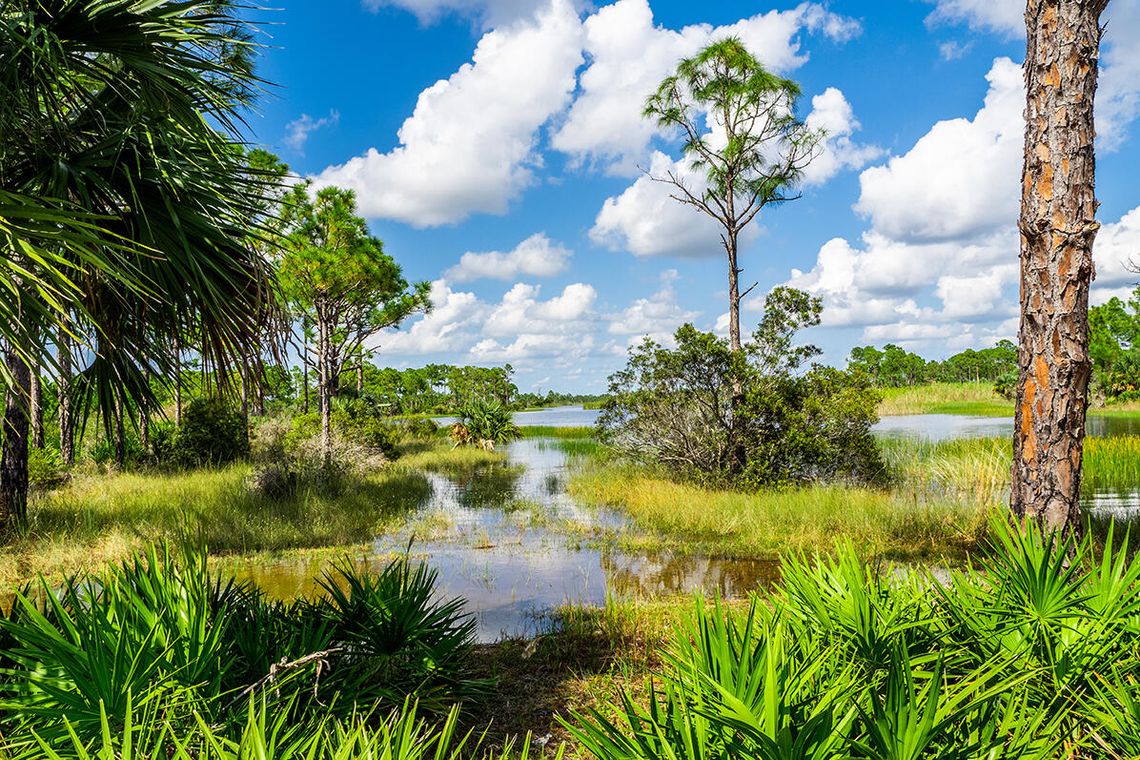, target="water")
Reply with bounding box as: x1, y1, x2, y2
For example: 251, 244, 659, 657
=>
230, 406, 1139, 639
441, 404, 1140, 441
873, 412, 1140, 441
231, 437, 779, 642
